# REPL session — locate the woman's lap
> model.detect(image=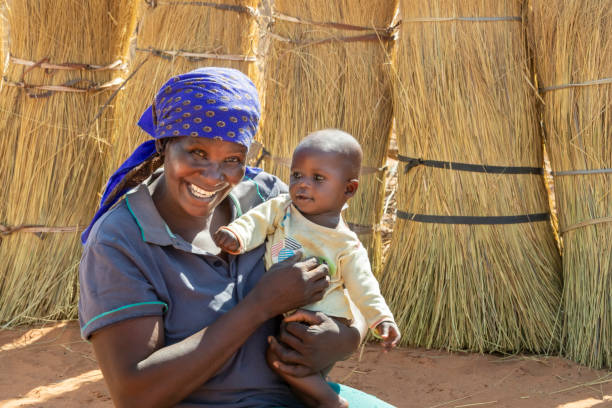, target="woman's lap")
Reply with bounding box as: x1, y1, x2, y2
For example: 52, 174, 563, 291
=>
269, 382, 395, 408
329, 382, 396, 407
